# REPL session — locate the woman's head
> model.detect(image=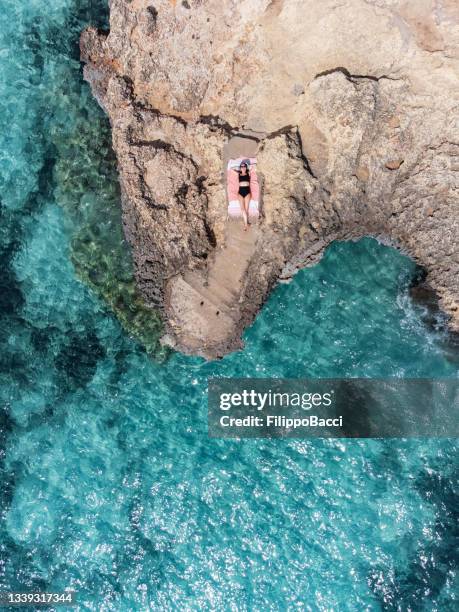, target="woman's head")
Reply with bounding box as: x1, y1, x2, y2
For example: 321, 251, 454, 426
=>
240, 162, 248, 173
